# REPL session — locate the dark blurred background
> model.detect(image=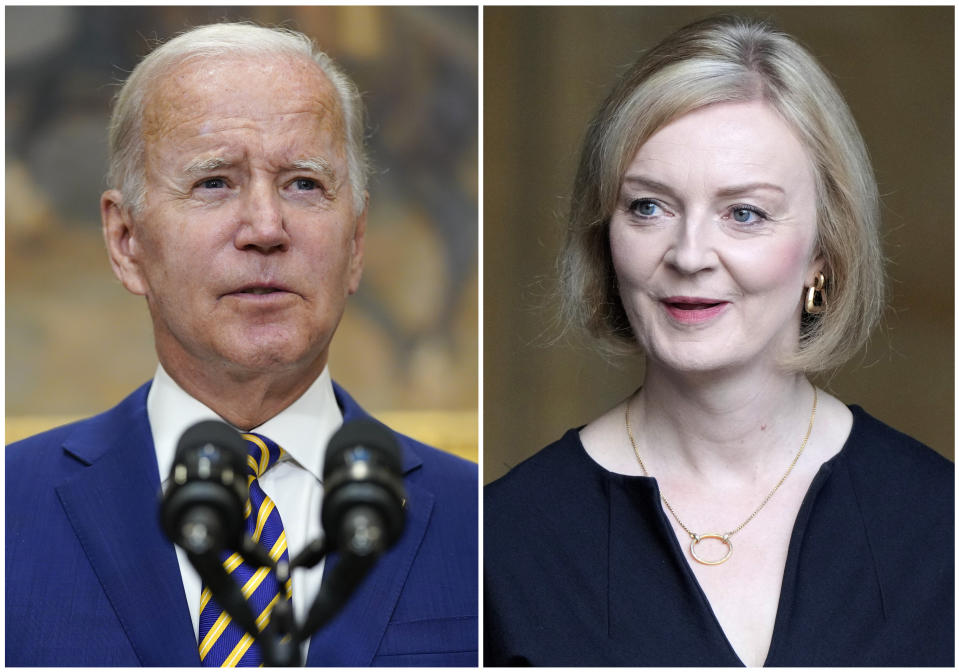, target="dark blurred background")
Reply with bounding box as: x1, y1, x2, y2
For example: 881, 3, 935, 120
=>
484, 5, 954, 482
6, 6, 478, 454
